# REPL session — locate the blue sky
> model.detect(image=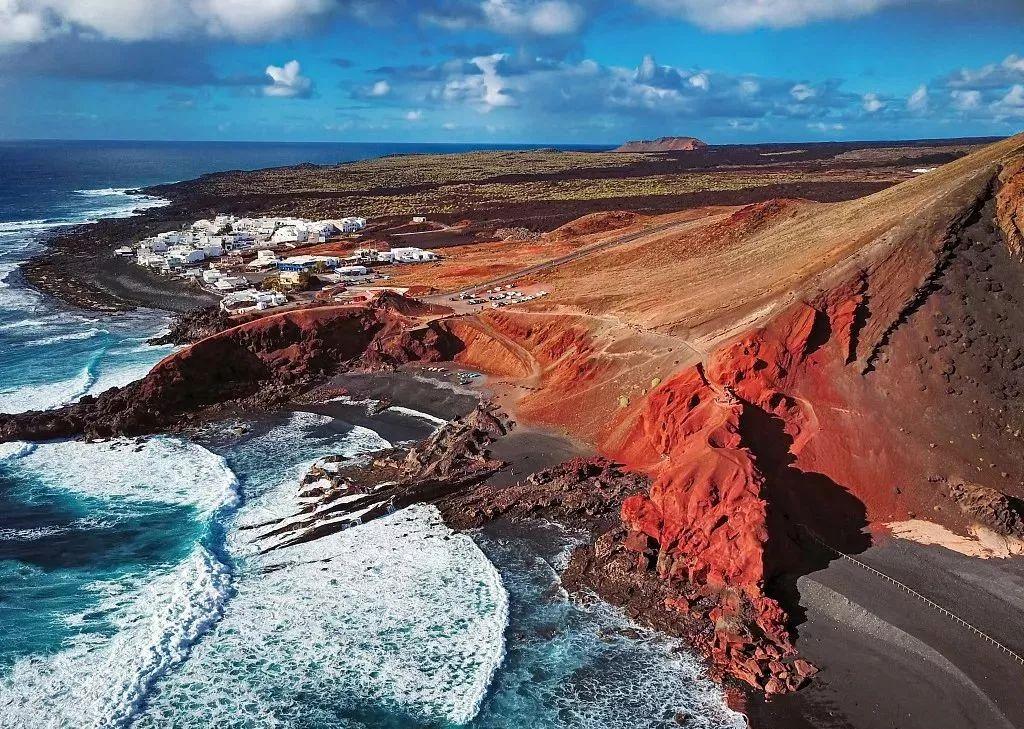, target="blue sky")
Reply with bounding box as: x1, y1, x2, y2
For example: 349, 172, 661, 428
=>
1, 0, 1023, 144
